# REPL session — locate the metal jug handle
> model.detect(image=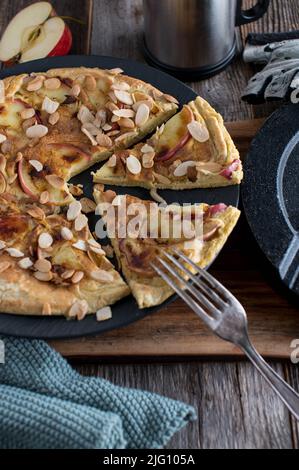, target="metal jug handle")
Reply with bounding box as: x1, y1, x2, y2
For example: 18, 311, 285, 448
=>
236, 0, 270, 26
